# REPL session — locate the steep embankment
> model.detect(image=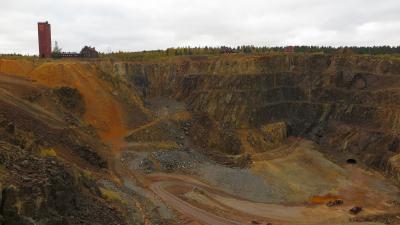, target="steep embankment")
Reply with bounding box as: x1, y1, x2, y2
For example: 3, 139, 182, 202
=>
30, 62, 128, 141
0, 59, 151, 145
111, 54, 400, 179
0, 59, 135, 225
